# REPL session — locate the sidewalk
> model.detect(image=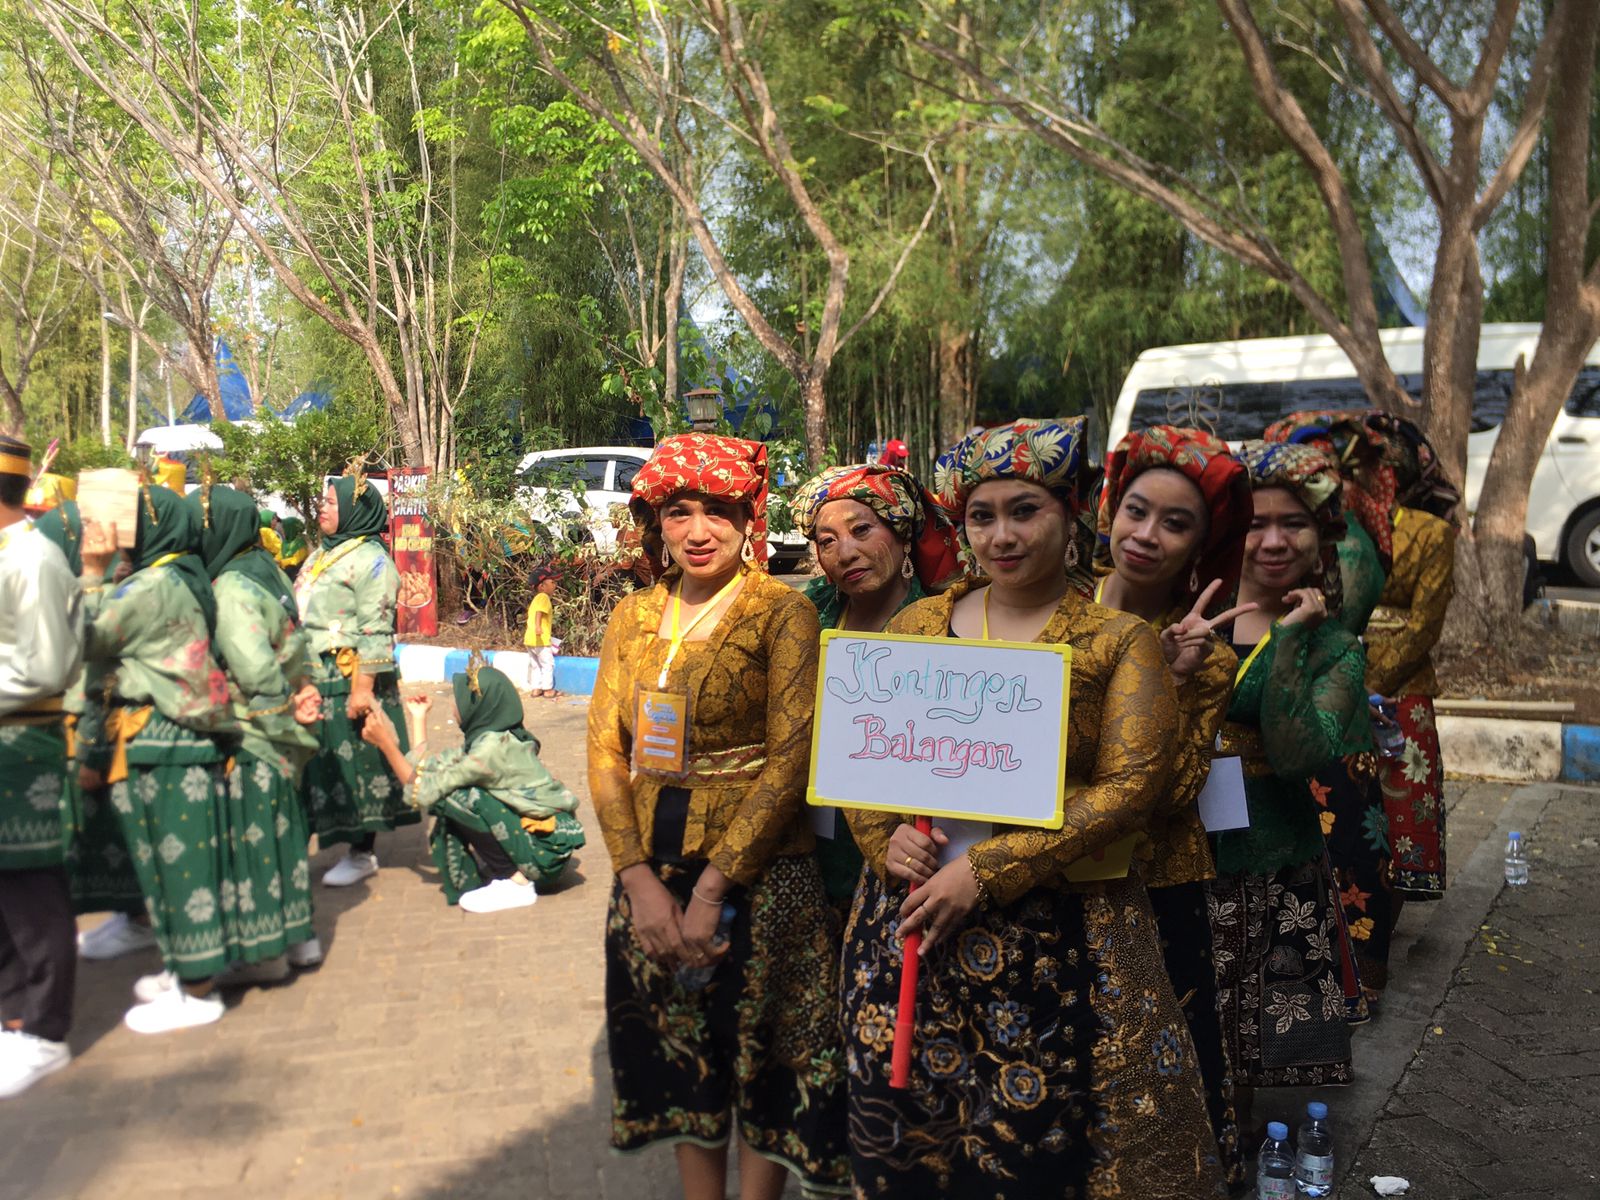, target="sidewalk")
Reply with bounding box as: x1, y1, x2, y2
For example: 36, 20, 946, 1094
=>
1346, 785, 1600, 1198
